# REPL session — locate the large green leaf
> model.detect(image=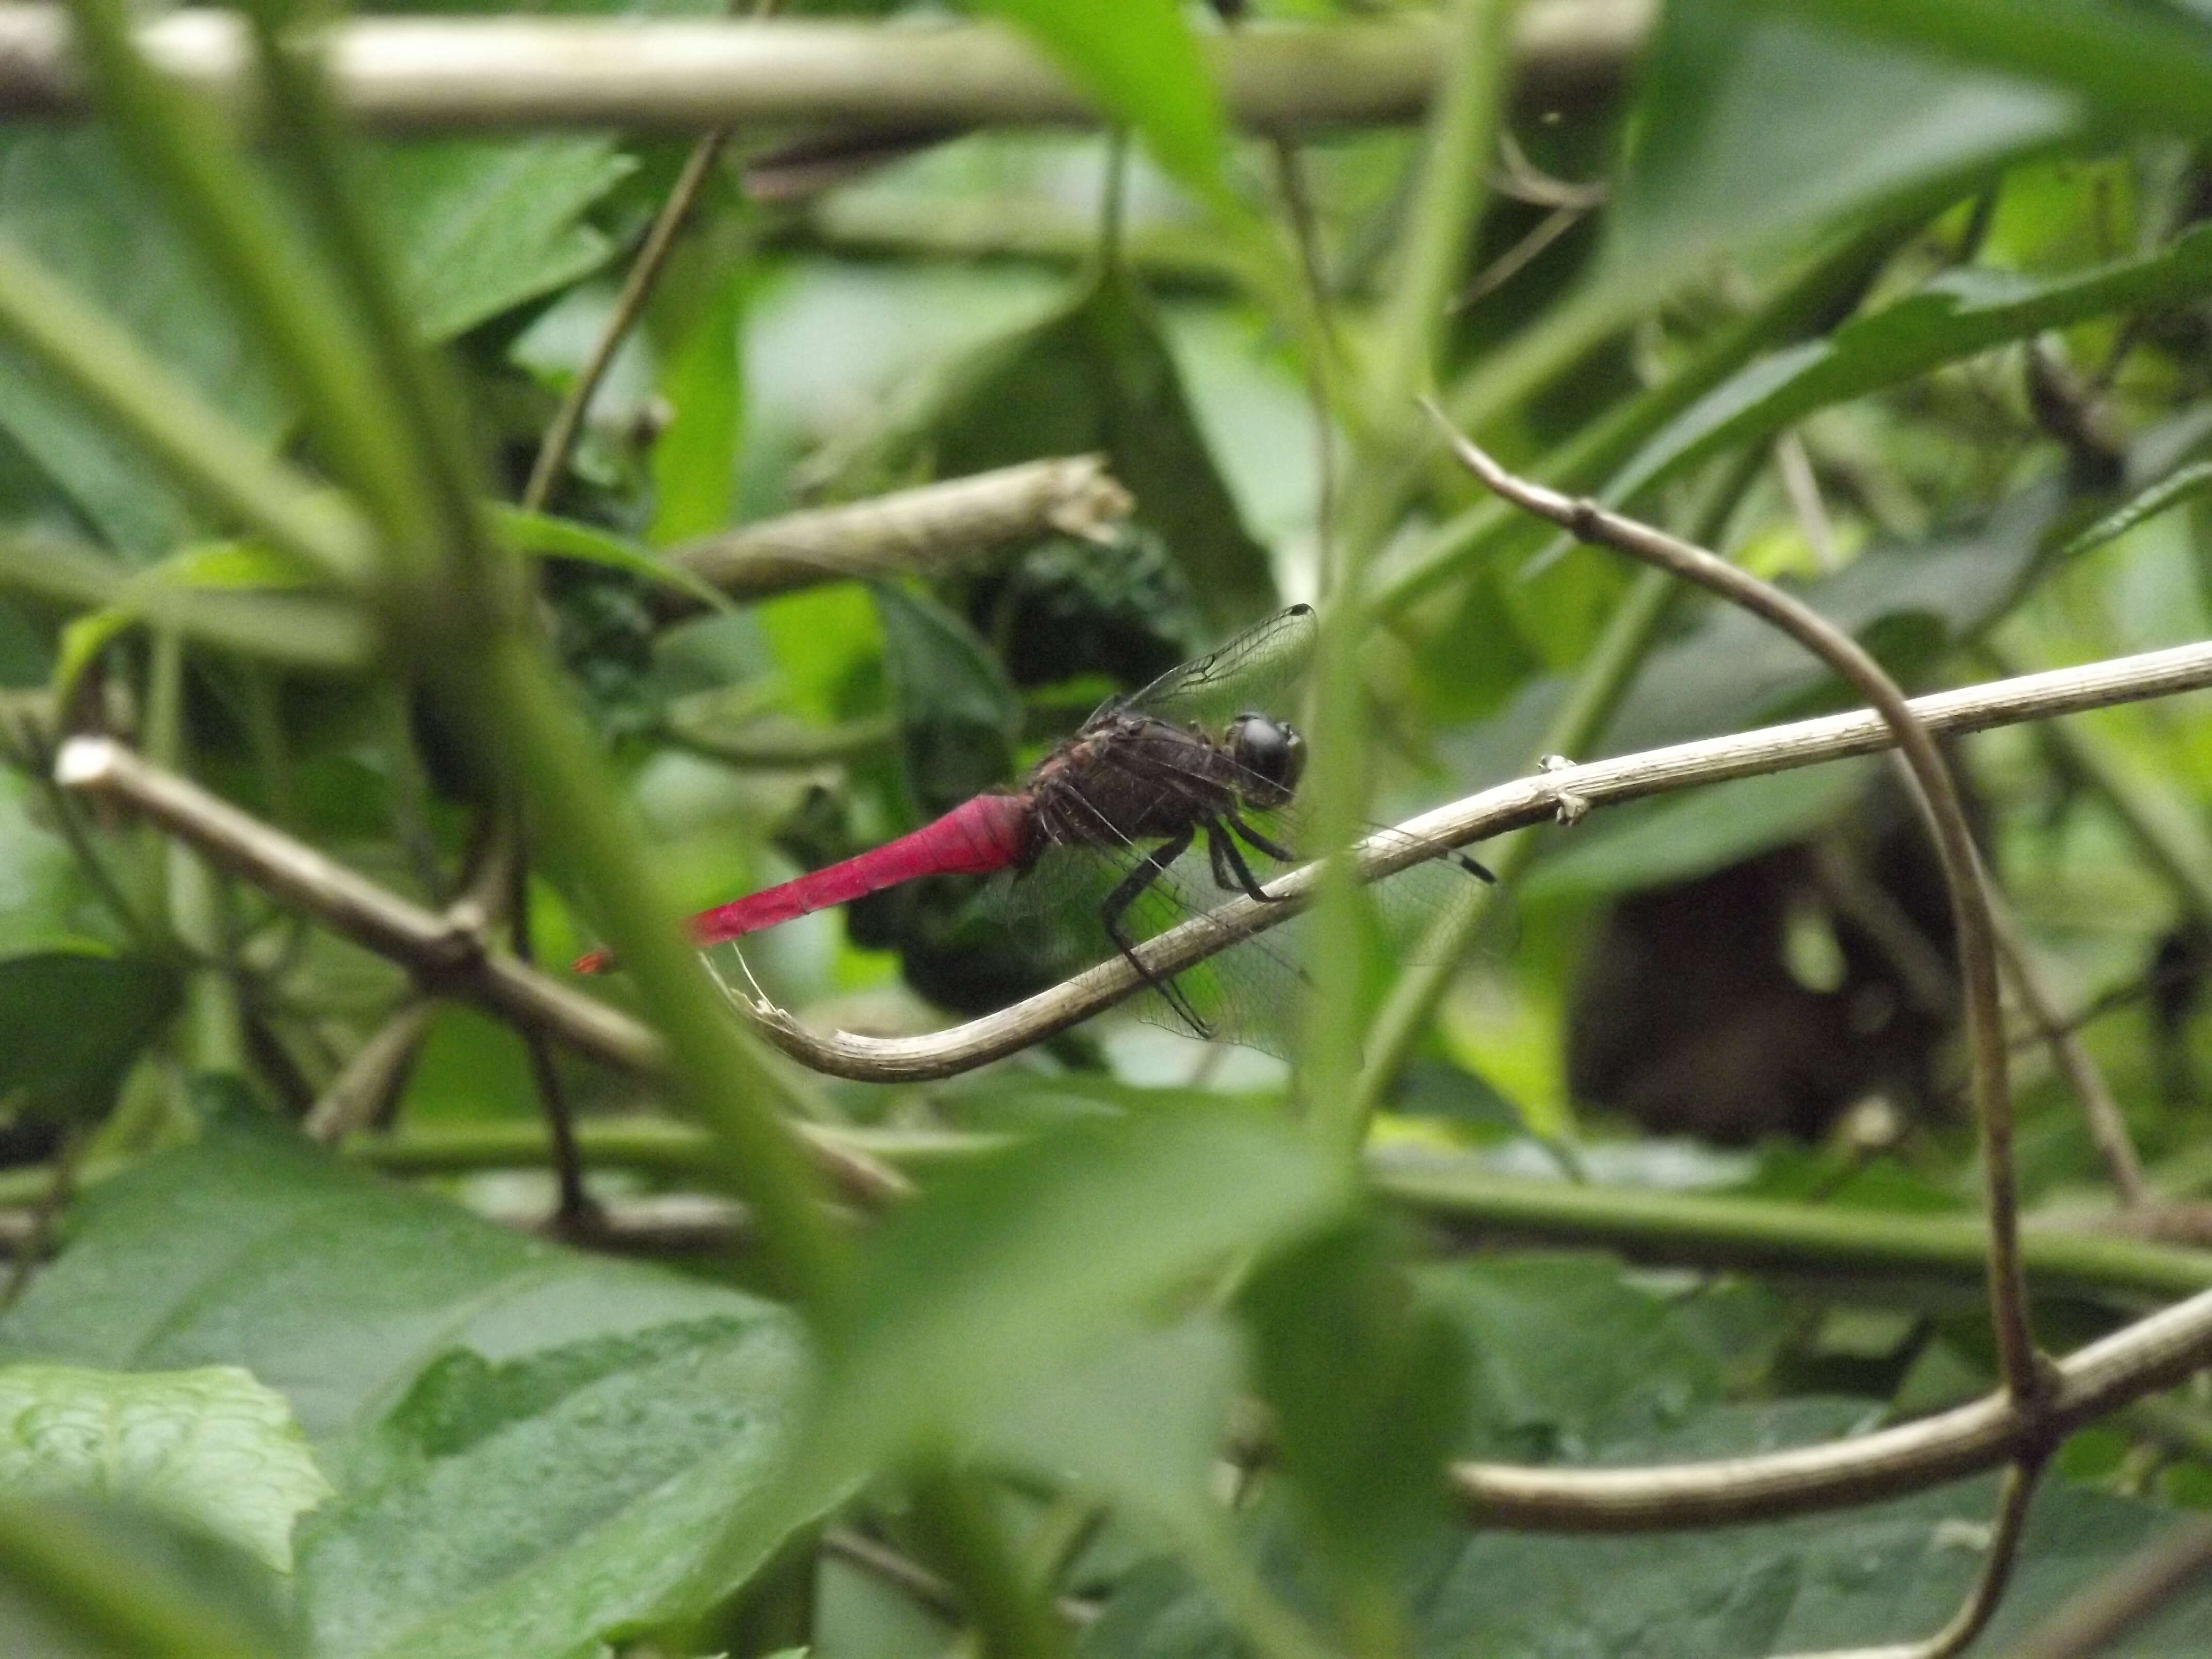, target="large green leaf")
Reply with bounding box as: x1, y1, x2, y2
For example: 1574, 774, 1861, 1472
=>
871, 581, 1023, 817
0, 1123, 806, 1659
1240, 1221, 1468, 1592
1600, 481, 2065, 754
0, 778, 97, 959
0, 131, 632, 558
1084, 1304, 2212, 1656
372, 140, 637, 345
0, 1364, 329, 1573
1759, 0, 2212, 149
